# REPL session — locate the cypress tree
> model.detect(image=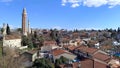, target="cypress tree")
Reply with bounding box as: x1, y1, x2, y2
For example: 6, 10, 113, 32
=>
6, 24, 10, 35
